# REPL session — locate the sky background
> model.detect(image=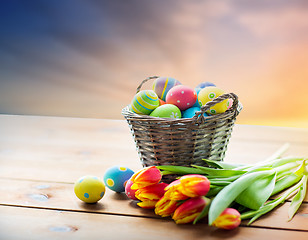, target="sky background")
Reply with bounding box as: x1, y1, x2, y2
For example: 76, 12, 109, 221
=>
0, 0, 307, 127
